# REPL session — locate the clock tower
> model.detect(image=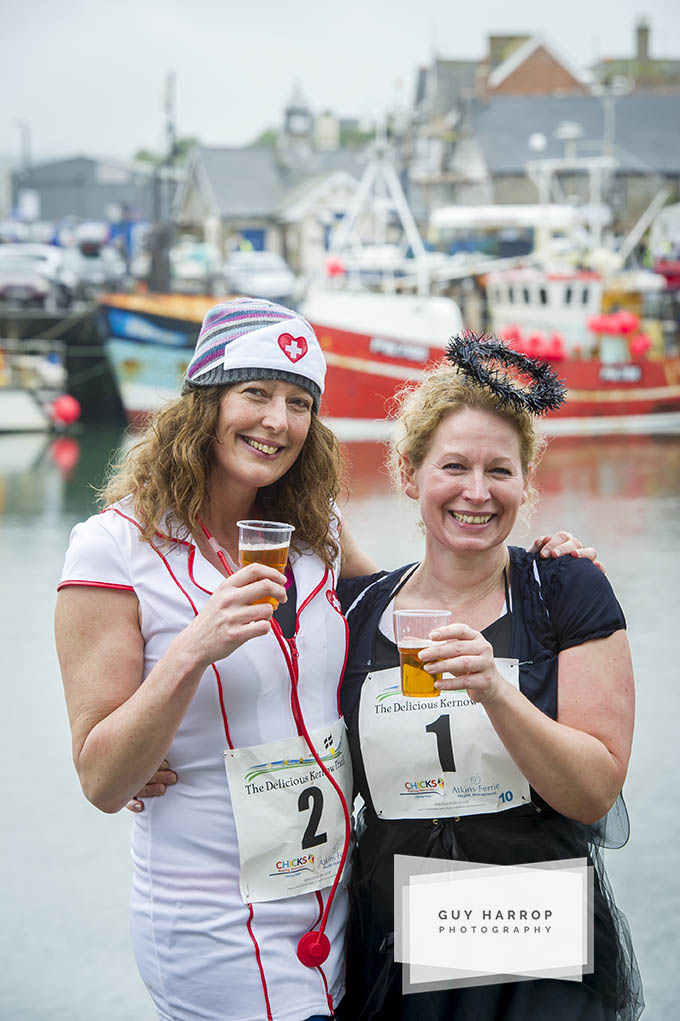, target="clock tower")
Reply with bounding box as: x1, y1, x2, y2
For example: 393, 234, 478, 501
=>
283, 82, 313, 142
